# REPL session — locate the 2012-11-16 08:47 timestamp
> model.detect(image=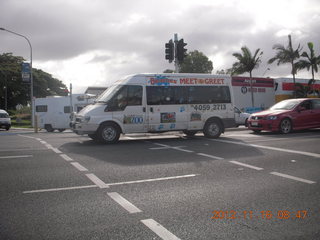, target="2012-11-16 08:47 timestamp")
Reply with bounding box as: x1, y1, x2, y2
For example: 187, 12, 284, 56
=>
211, 210, 308, 220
